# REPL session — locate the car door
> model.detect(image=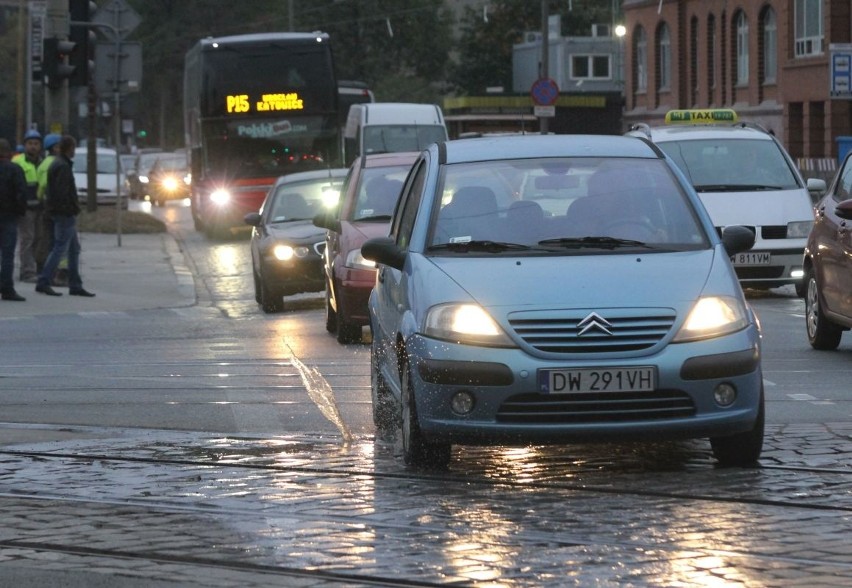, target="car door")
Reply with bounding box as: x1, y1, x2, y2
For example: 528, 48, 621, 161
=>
373, 158, 427, 386
815, 155, 852, 317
